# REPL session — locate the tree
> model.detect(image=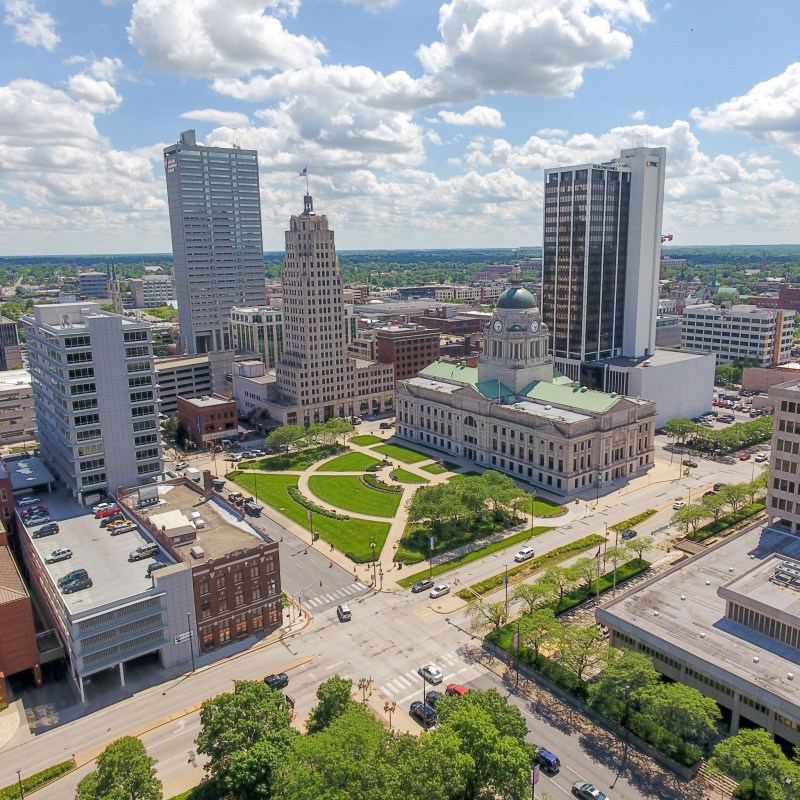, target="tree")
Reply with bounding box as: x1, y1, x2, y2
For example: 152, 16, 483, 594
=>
588, 649, 660, 723
511, 580, 556, 613
700, 491, 729, 523
665, 418, 697, 445
541, 565, 576, 602
627, 535, 654, 561
75, 736, 161, 800
672, 503, 708, 534
305, 675, 354, 734
716, 362, 743, 385
196, 679, 298, 799
518, 608, 562, 661
266, 424, 306, 452
325, 417, 354, 444
718, 483, 750, 514
464, 598, 508, 633
570, 556, 600, 593
710, 728, 800, 799
161, 414, 180, 443
555, 624, 604, 683
603, 544, 632, 573
640, 683, 721, 746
